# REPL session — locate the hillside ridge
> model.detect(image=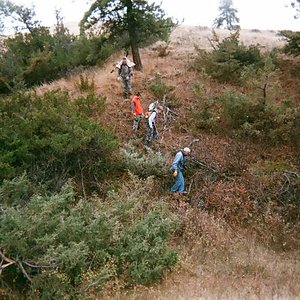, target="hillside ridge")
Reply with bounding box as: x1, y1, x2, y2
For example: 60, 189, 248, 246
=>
34, 25, 300, 299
